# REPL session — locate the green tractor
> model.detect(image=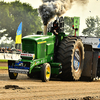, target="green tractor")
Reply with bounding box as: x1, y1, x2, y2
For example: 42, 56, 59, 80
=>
8, 17, 99, 82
